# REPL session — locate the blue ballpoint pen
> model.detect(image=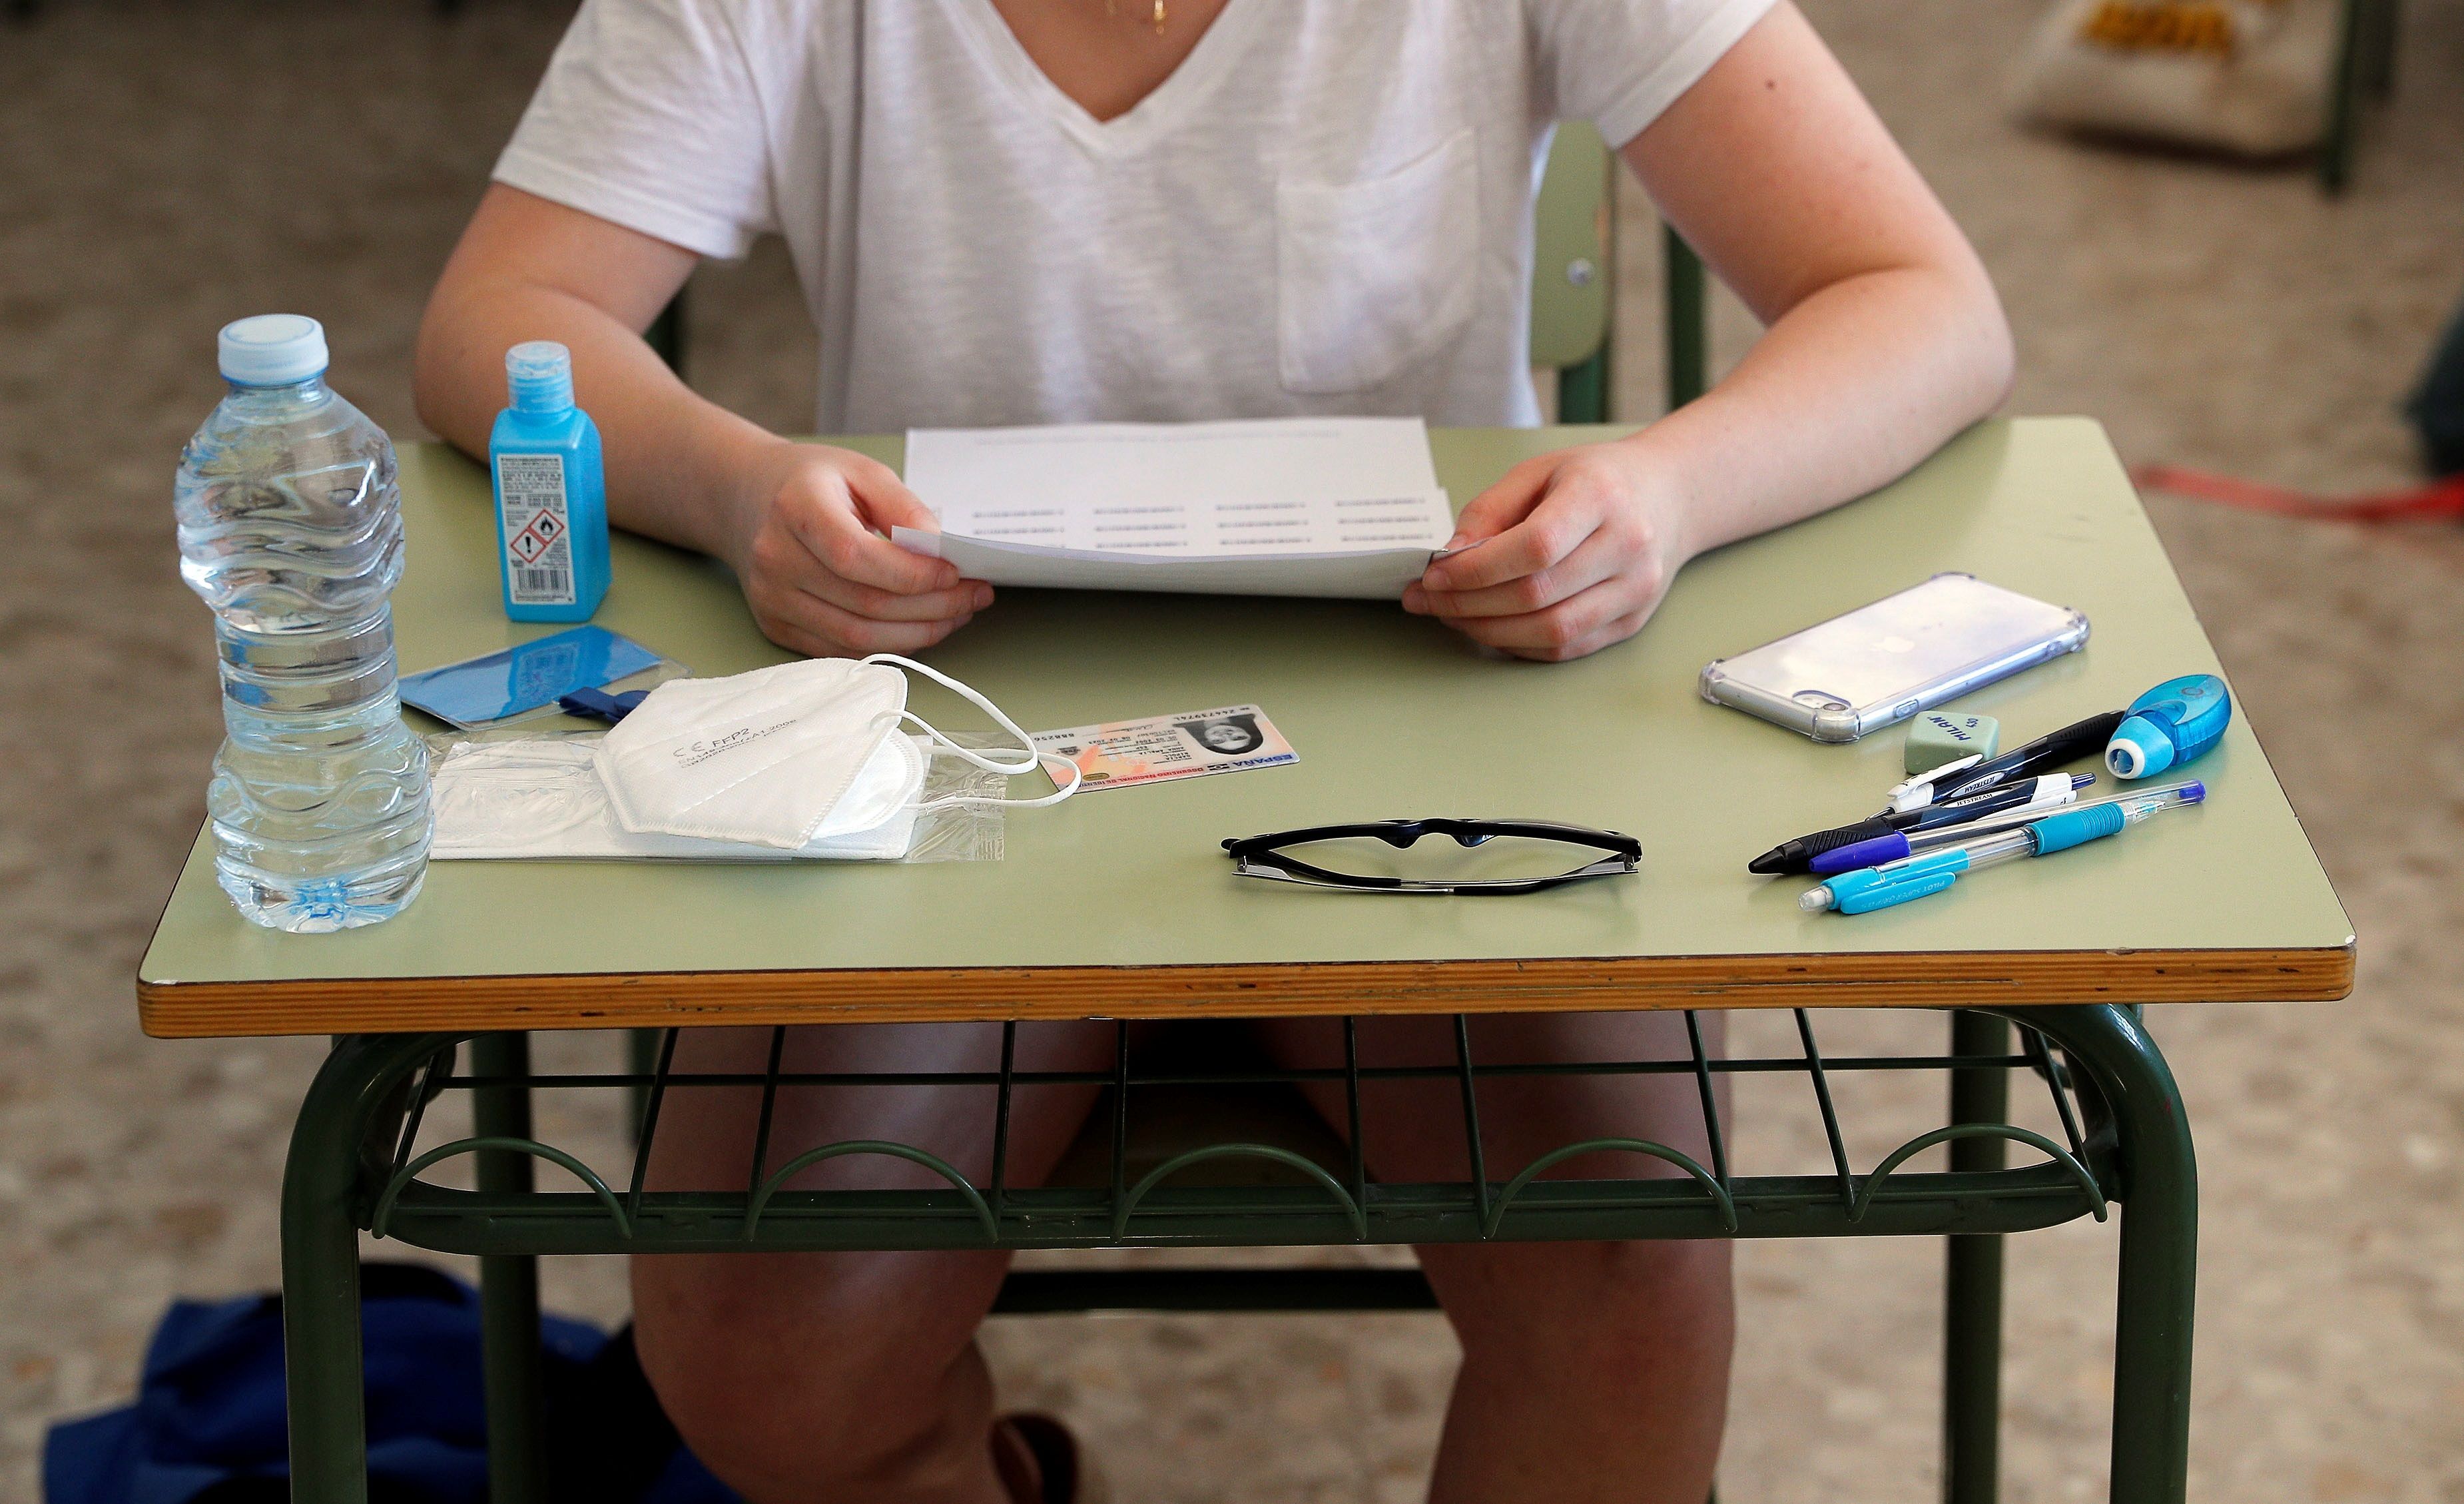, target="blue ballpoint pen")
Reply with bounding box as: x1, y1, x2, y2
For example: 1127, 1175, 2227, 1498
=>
1800, 782, 2206, 915
1810, 773, 2097, 875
